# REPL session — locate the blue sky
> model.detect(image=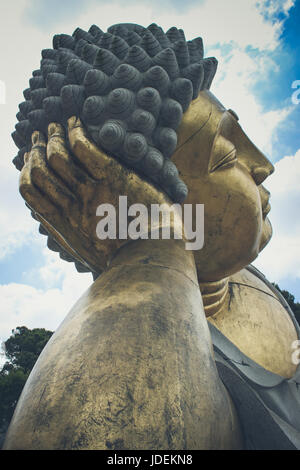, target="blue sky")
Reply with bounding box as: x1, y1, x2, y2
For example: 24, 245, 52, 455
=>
249, 1, 300, 161
24, 0, 206, 28
0, 0, 300, 348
